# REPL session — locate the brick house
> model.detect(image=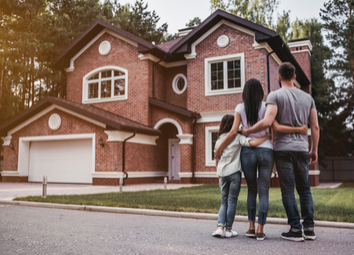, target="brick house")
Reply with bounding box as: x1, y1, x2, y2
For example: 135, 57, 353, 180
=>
0, 10, 319, 186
